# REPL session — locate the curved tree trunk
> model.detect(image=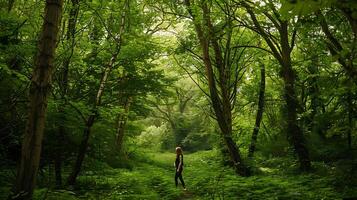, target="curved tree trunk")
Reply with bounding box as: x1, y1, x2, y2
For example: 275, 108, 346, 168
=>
9, 0, 63, 199
248, 64, 265, 158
